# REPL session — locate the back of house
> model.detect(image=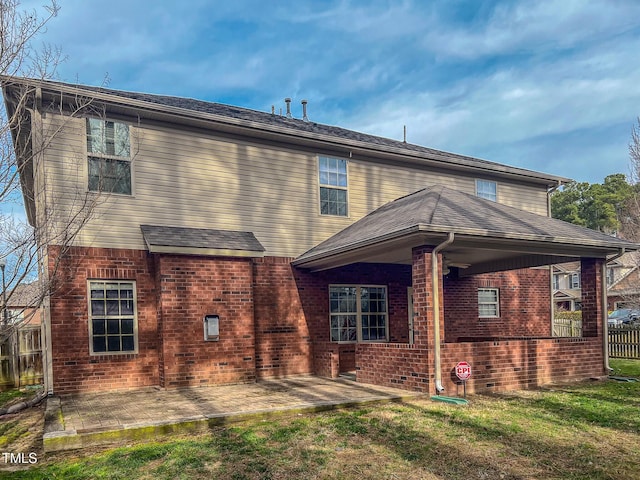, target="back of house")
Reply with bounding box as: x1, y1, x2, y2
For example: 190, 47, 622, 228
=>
2, 76, 633, 396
